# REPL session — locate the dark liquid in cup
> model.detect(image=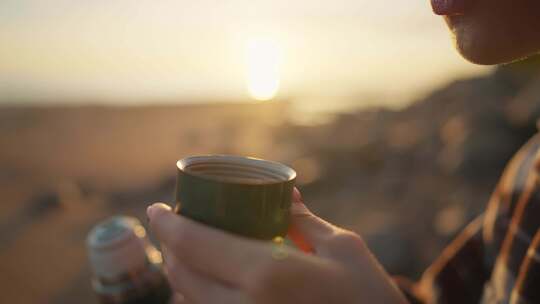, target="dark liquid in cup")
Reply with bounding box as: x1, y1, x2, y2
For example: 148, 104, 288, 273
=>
184, 161, 288, 184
